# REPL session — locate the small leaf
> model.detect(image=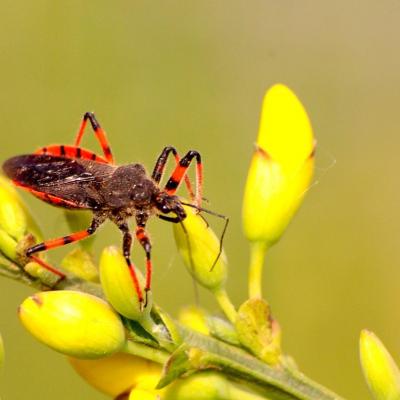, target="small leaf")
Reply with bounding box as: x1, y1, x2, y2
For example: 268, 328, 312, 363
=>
157, 345, 193, 389
235, 298, 281, 365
